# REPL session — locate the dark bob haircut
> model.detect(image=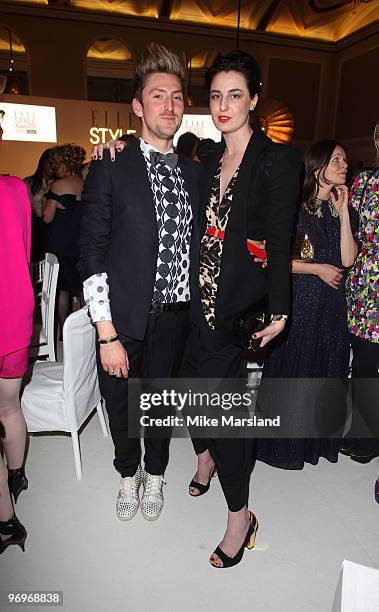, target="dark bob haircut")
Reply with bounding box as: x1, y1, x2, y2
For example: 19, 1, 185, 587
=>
205, 50, 261, 98
301, 139, 346, 205
176, 132, 199, 159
